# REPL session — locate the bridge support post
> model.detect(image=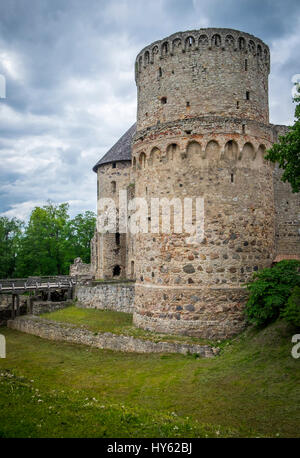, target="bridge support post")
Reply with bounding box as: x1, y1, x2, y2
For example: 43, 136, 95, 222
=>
67, 287, 73, 300
47, 290, 51, 301
27, 293, 34, 315
11, 295, 15, 320
16, 294, 20, 316
27, 296, 30, 314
